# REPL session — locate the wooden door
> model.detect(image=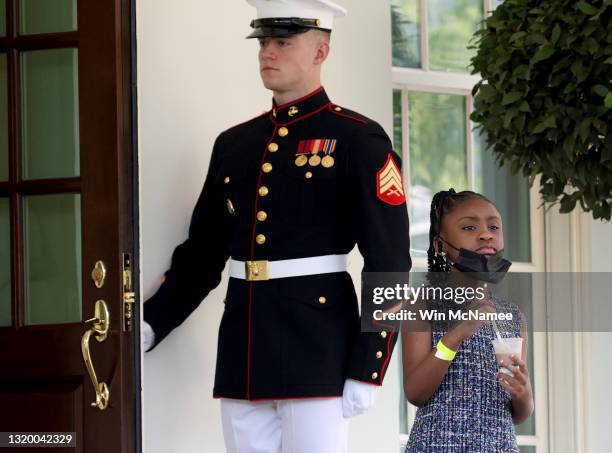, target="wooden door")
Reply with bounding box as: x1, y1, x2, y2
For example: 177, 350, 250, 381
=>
0, 0, 139, 452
